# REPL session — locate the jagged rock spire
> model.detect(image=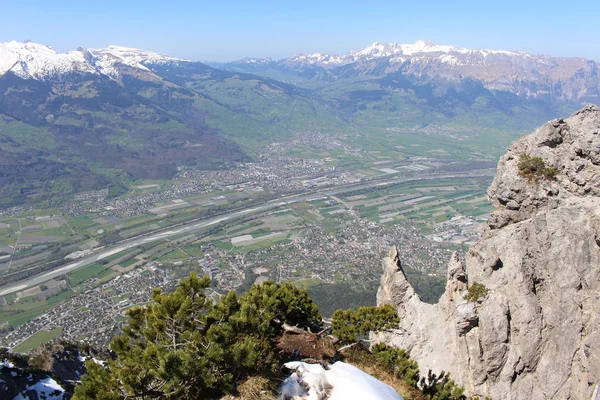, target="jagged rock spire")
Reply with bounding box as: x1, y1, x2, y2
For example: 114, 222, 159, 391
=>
376, 246, 418, 312
444, 251, 468, 297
